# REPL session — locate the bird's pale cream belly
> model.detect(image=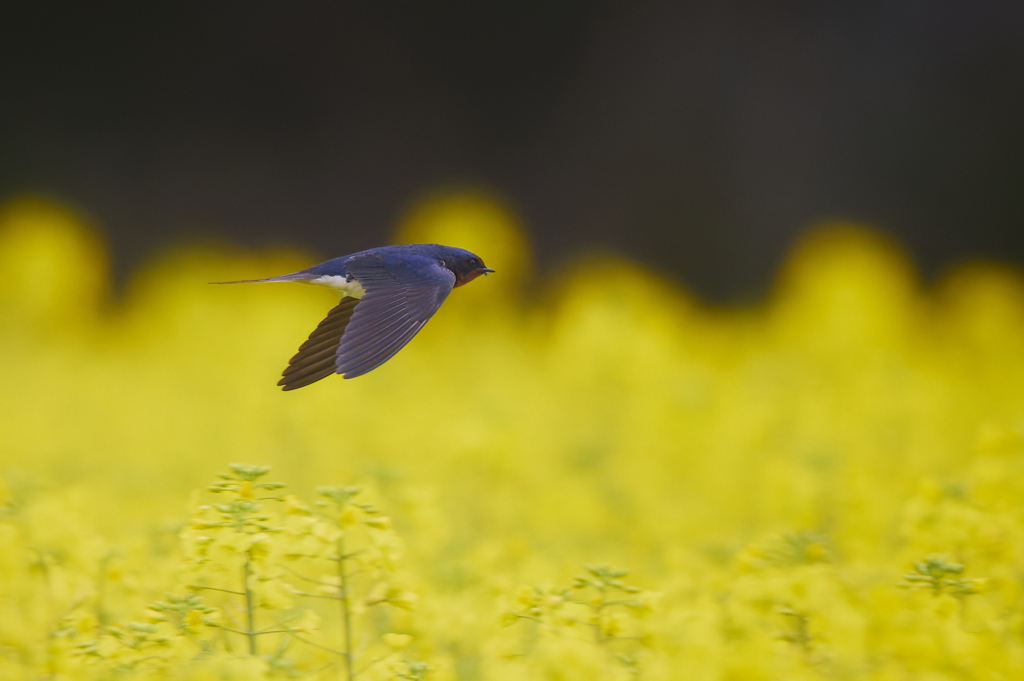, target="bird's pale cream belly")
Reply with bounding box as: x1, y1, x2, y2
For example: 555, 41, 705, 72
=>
308, 275, 366, 298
